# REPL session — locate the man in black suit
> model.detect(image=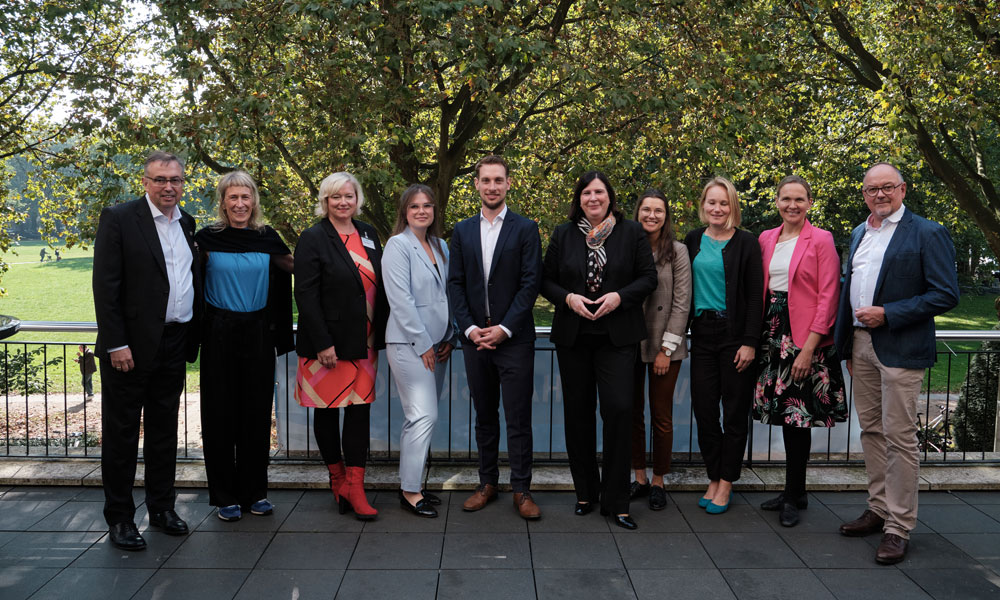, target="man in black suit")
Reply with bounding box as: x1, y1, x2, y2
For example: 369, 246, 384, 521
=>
93, 151, 202, 550
447, 155, 543, 520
